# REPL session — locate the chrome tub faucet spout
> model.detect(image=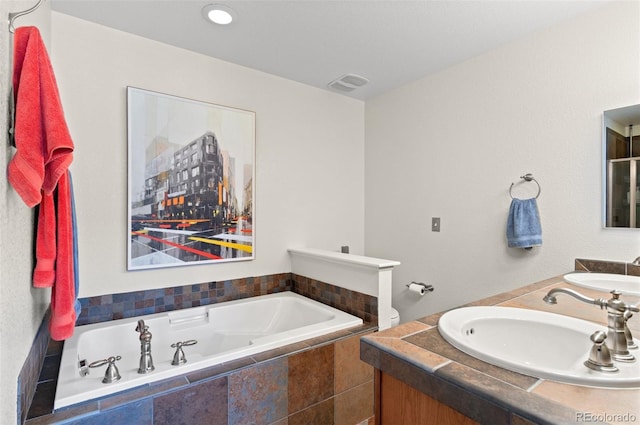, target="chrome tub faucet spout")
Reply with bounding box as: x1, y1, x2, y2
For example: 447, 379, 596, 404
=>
136, 320, 155, 374
543, 288, 639, 362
